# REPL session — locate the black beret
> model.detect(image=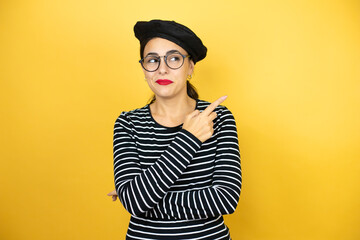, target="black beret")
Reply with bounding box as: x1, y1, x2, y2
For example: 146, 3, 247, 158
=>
134, 19, 207, 64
